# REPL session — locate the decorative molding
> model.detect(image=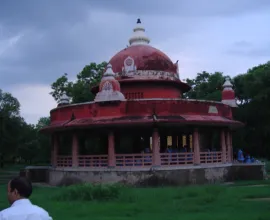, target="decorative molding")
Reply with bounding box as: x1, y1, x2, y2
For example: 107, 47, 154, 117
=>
208, 106, 218, 114
116, 70, 179, 81
95, 64, 126, 103
129, 19, 150, 46
58, 92, 70, 106
102, 81, 113, 91
122, 56, 137, 74
222, 99, 237, 108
